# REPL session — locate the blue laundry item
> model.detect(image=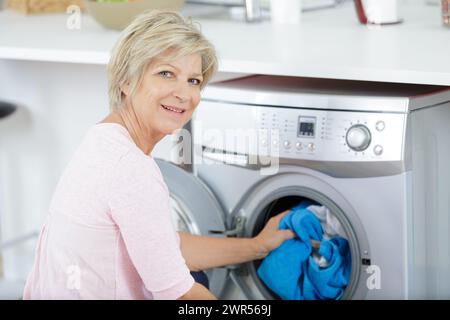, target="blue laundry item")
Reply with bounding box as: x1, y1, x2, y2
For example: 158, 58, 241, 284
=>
303, 237, 351, 300
257, 202, 351, 300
